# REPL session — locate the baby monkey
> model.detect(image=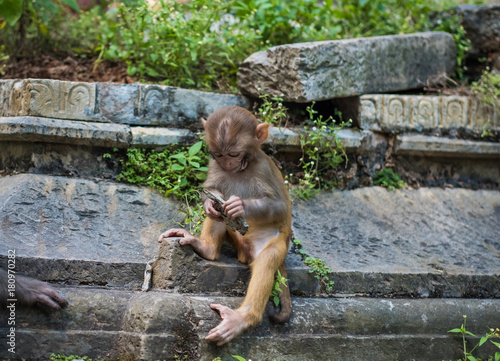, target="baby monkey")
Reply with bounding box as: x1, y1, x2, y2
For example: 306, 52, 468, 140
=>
159, 106, 292, 346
